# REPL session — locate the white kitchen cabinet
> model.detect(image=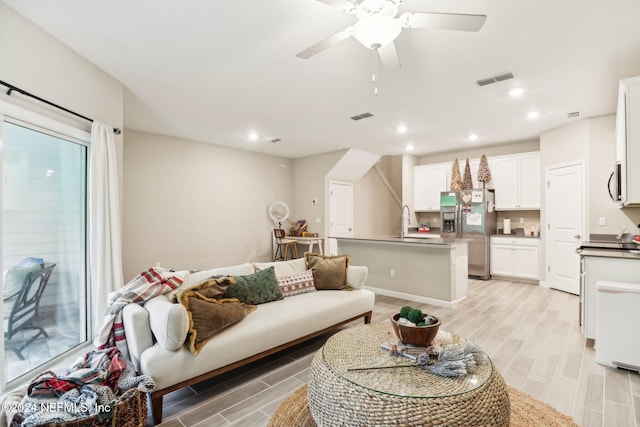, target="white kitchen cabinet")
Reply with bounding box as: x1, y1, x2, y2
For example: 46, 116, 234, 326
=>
490, 236, 539, 281
414, 163, 448, 211
491, 152, 540, 210
581, 255, 640, 340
